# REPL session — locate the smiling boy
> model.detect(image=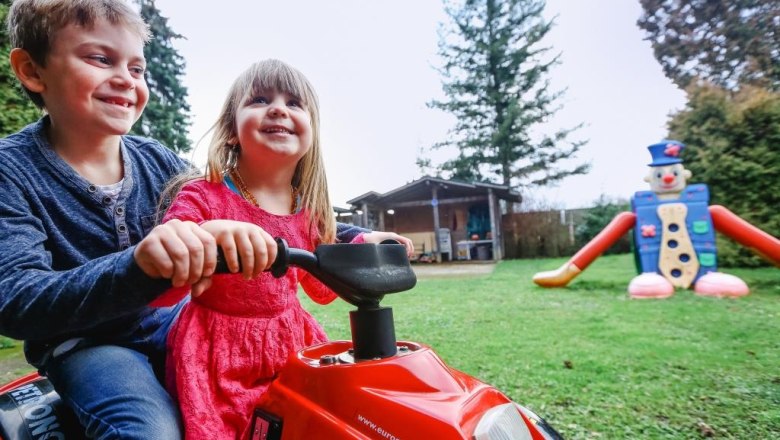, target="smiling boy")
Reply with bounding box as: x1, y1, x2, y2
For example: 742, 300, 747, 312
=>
0, 1, 218, 438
